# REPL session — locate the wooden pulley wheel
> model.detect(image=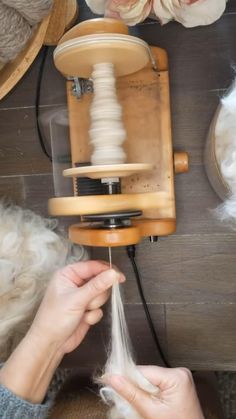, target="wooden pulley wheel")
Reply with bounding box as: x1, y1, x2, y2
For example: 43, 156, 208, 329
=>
54, 19, 151, 78
58, 18, 129, 44
69, 223, 141, 247
132, 218, 176, 236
